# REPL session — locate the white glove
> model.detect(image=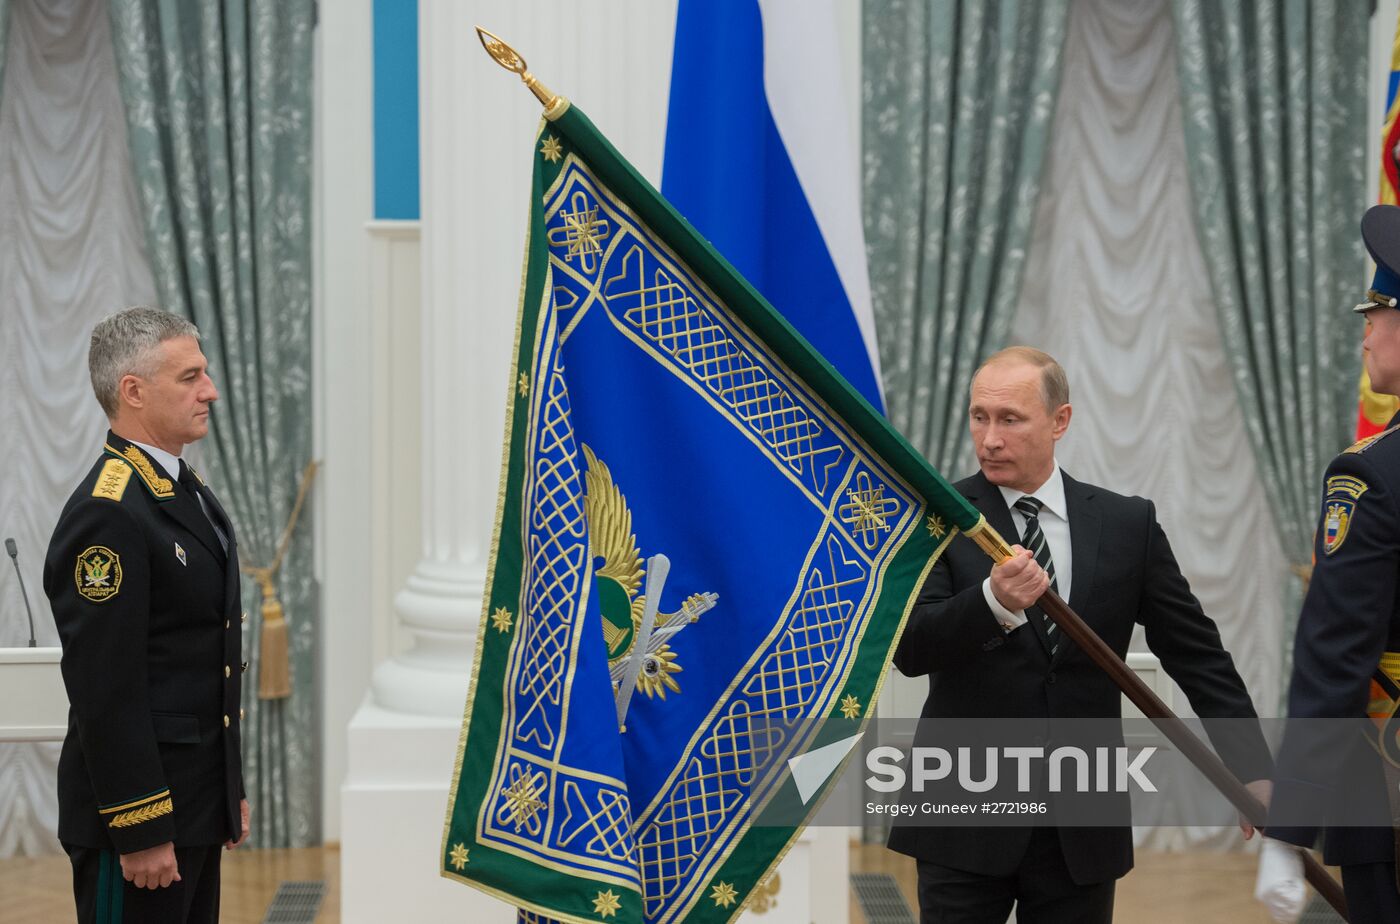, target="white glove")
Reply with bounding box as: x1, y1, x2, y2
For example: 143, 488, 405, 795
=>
1254, 837, 1307, 923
